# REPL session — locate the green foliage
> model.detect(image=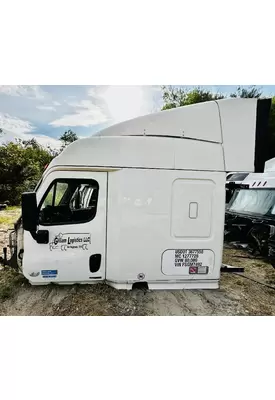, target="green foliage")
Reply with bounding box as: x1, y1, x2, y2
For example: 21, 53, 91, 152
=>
59, 129, 78, 150
230, 86, 263, 99
161, 85, 264, 110
0, 129, 79, 206
0, 214, 16, 225
42, 182, 68, 207
161, 86, 225, 110
0, 207, 21, 226
0, 139, 53, 205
